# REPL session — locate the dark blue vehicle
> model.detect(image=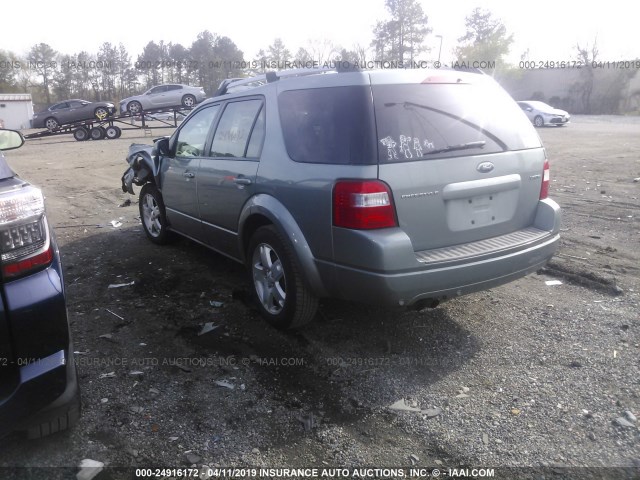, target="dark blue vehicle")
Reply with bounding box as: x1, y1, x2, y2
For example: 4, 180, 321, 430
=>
0, 129, 80, 438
